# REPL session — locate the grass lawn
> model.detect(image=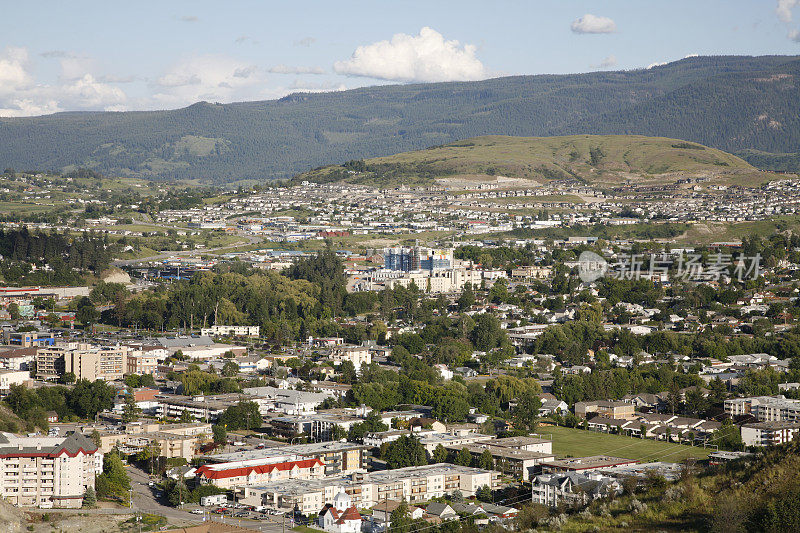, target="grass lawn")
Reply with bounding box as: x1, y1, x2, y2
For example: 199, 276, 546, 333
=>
535, 425, 711, 463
